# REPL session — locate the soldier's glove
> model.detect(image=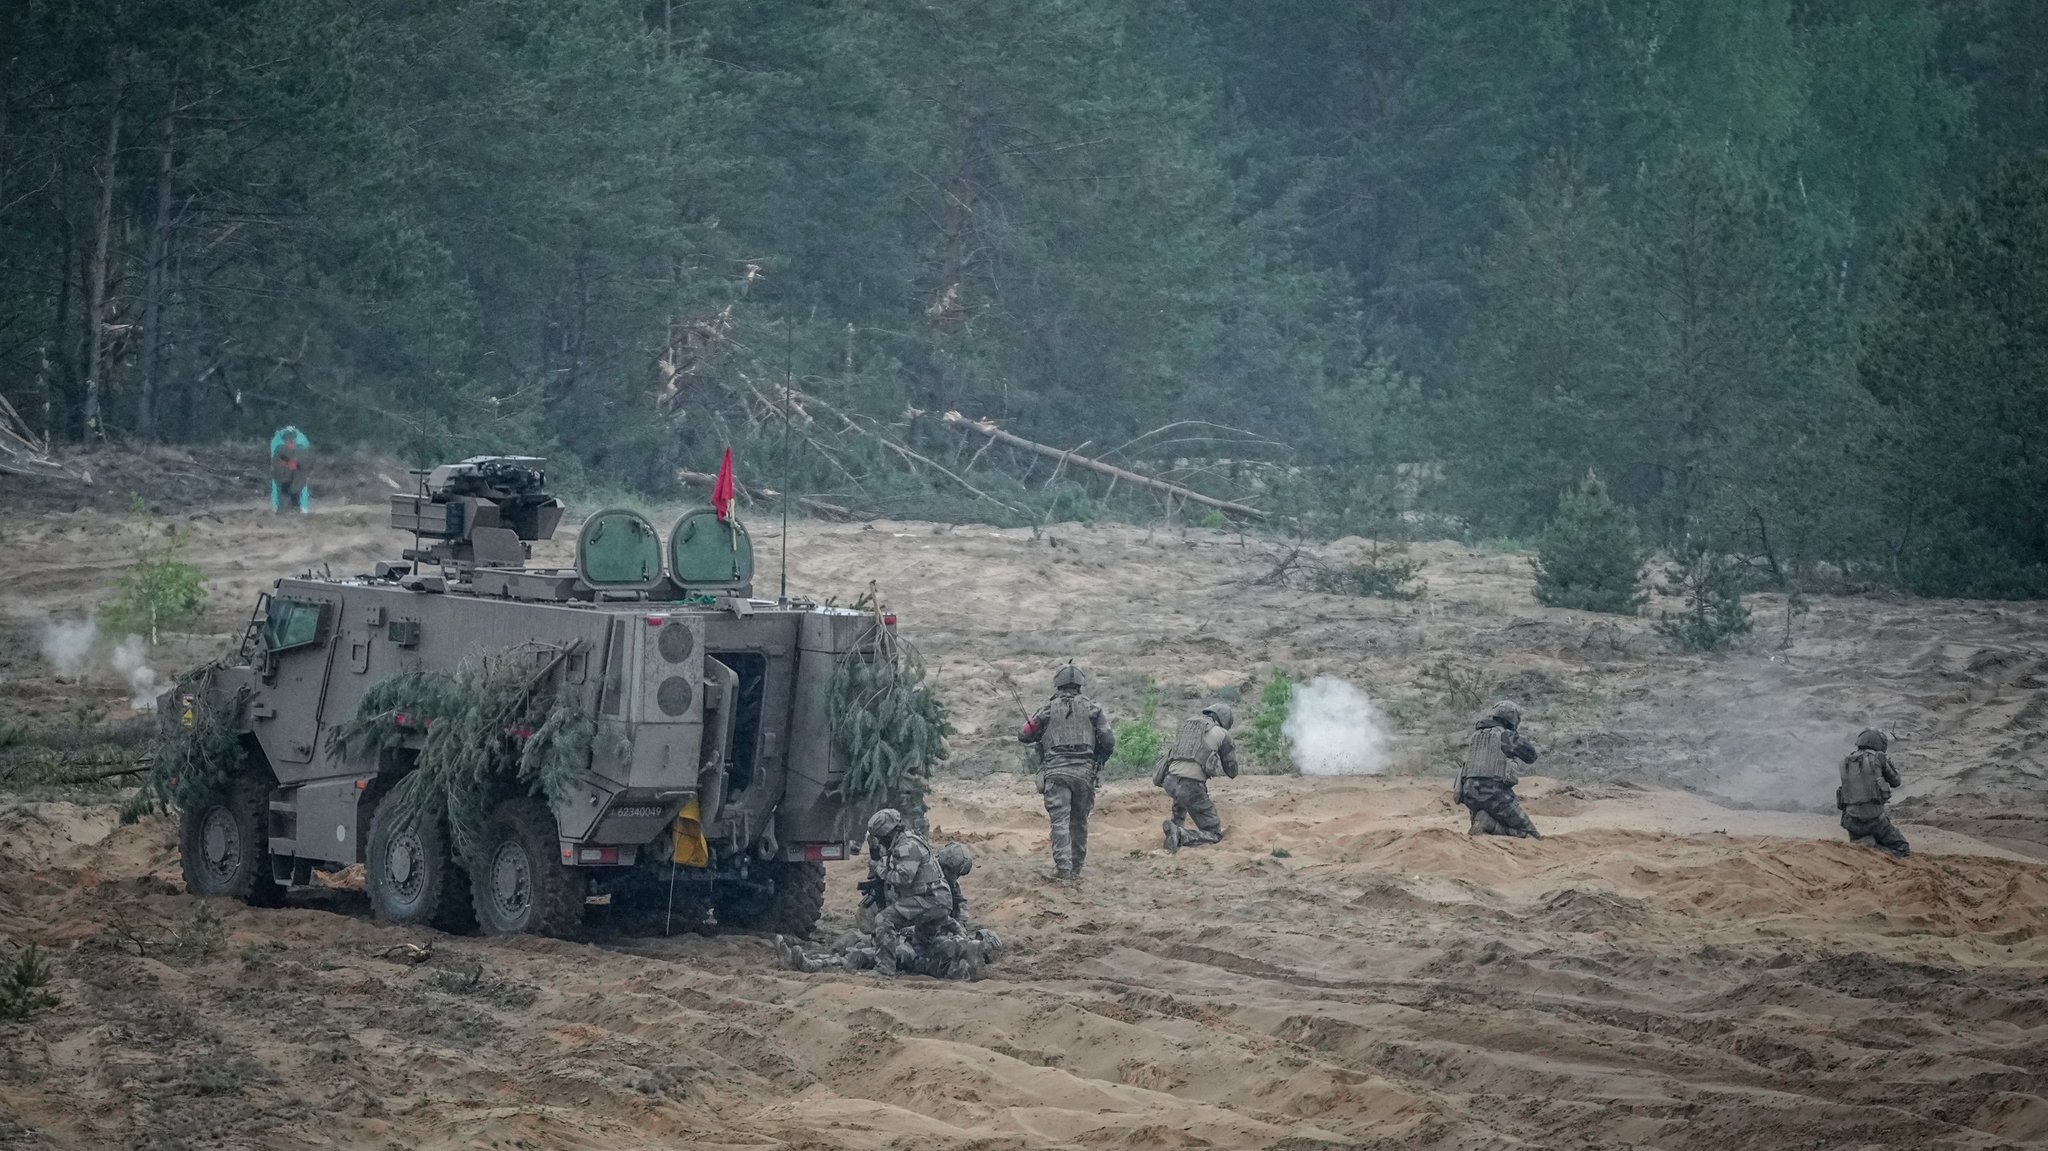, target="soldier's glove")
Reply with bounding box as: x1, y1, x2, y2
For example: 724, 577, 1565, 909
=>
857, 877, 886, 909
